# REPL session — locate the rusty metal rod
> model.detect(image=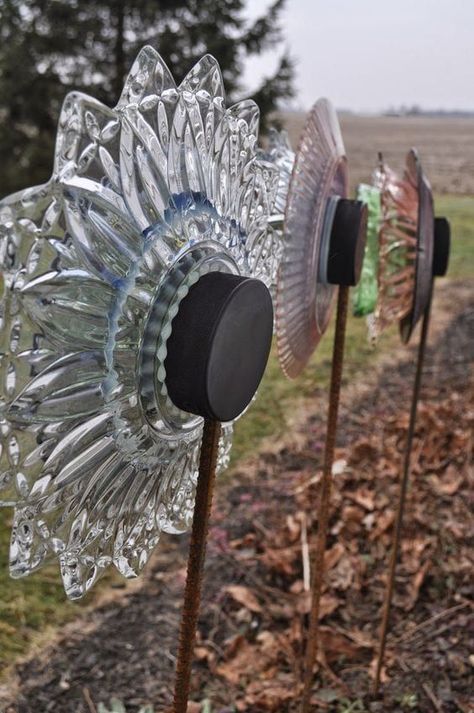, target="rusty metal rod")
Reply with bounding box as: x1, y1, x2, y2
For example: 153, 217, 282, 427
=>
301, 285, 350, 713
172, 418, 222, 713
373, 287, 433, 696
